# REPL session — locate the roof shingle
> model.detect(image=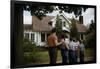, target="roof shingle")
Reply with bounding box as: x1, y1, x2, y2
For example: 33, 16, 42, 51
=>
24, 16, 87, 33
32, 16, 54, 32
76, 23, 87, 33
